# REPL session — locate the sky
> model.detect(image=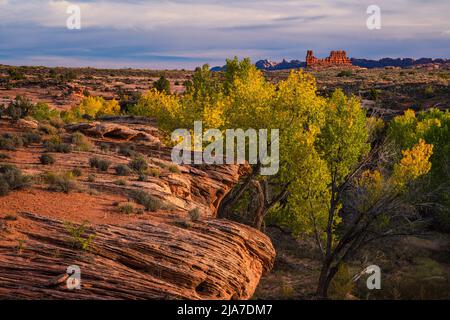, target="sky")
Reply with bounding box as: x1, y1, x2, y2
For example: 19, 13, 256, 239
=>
0, 0, 449, 69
